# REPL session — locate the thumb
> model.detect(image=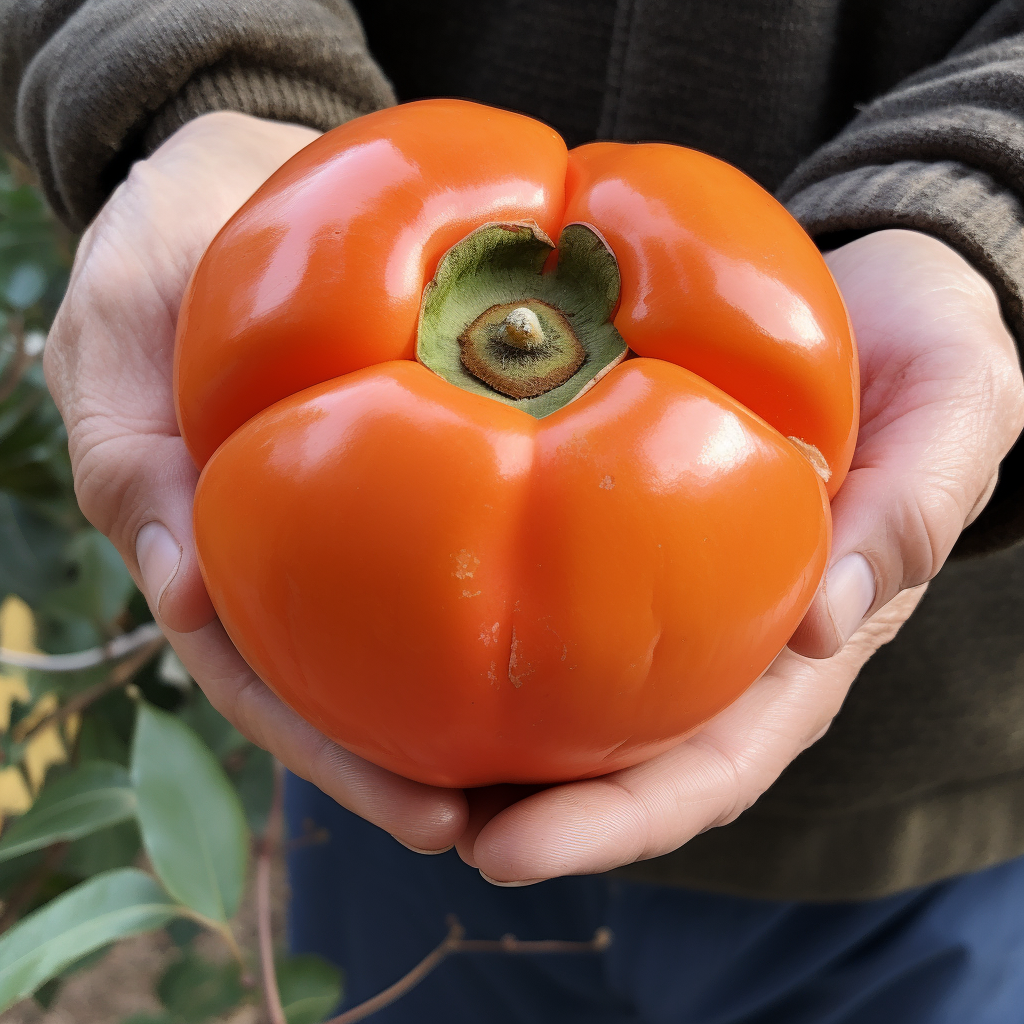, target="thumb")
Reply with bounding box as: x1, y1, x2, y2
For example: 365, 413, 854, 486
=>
789, 231, 1024, 659
128, 443, 216, 633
